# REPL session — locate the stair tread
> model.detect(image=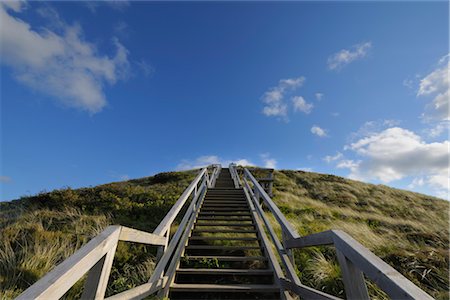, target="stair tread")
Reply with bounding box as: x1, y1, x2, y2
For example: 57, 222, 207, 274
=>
189, 236, 259, 241
184, 256, 267, 261
176, 268, 273, 275
195, 223, 254, 226
170, 283, 279, 292
186, 245, 261, 250
193, 229, 257, 233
